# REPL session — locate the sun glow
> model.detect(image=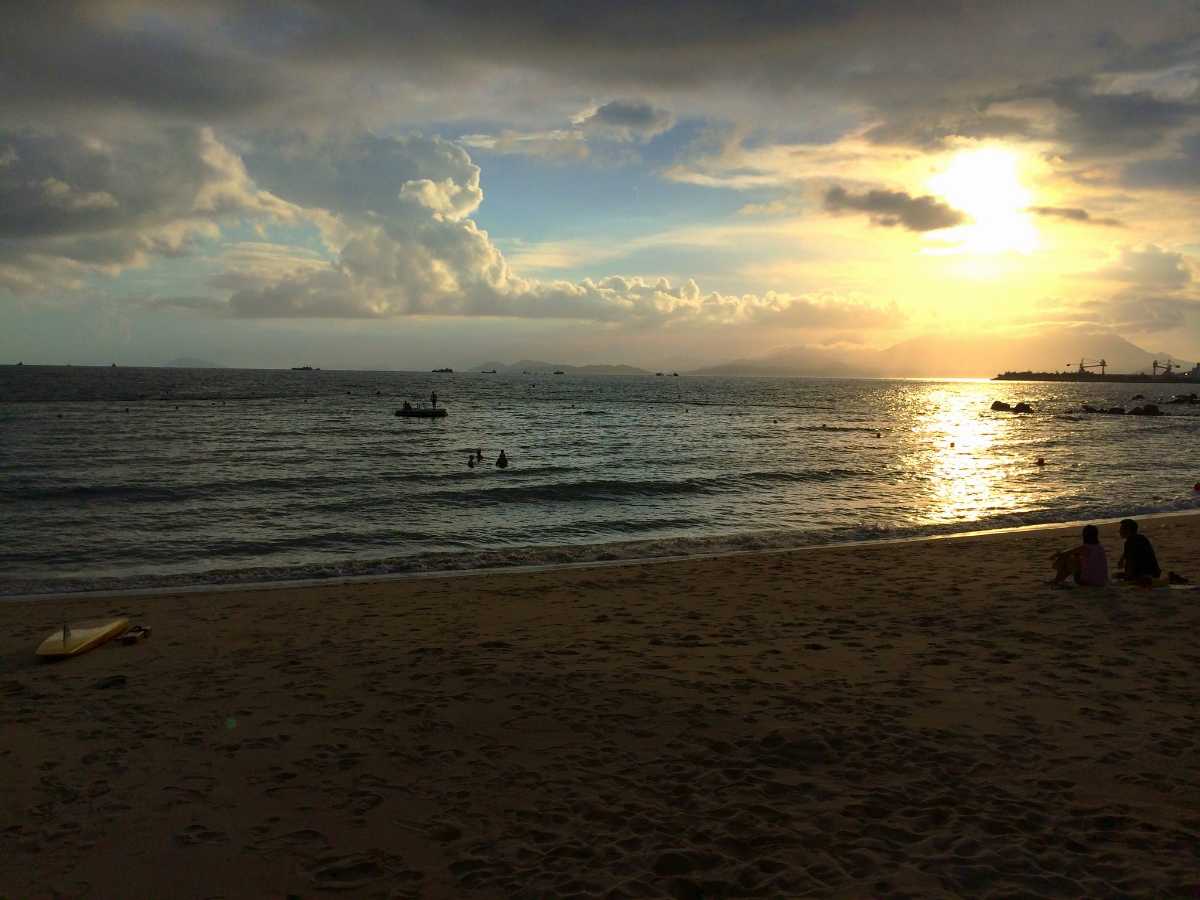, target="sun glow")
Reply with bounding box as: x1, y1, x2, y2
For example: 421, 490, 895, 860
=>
925, 147, 1039, 255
